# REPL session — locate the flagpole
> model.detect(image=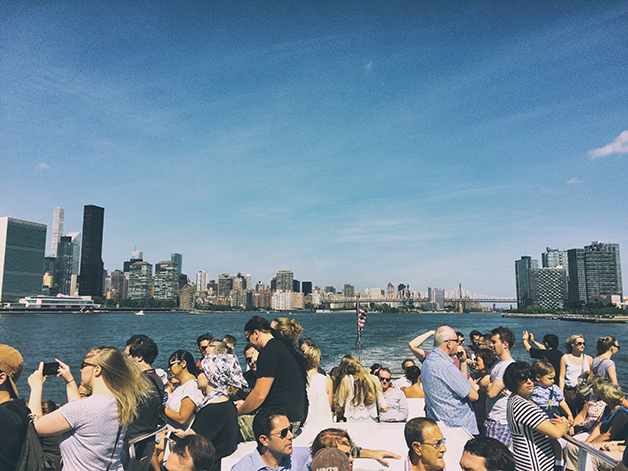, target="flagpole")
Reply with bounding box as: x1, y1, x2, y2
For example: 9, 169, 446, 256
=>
357, 301, 362, 363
